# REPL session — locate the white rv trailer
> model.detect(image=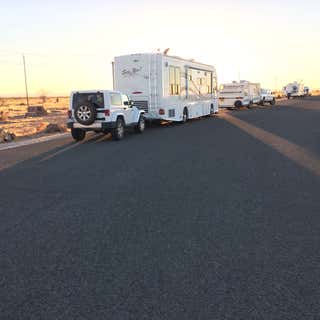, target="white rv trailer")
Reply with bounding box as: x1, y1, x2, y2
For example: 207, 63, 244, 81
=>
283, 81, 305, 98
219, 81, 261, 108
113, 53, 218, 122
